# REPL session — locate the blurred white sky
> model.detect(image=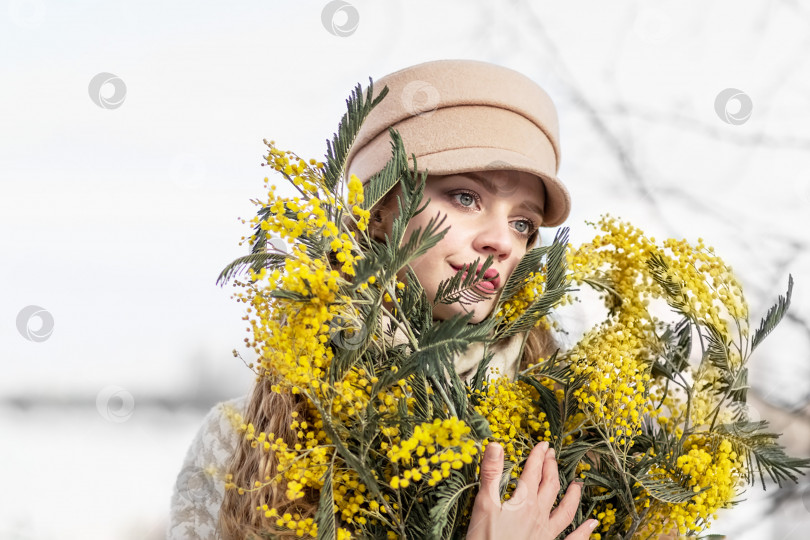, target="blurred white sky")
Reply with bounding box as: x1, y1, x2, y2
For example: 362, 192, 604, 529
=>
2, 0, 810, 538
2, 0, 808, 399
